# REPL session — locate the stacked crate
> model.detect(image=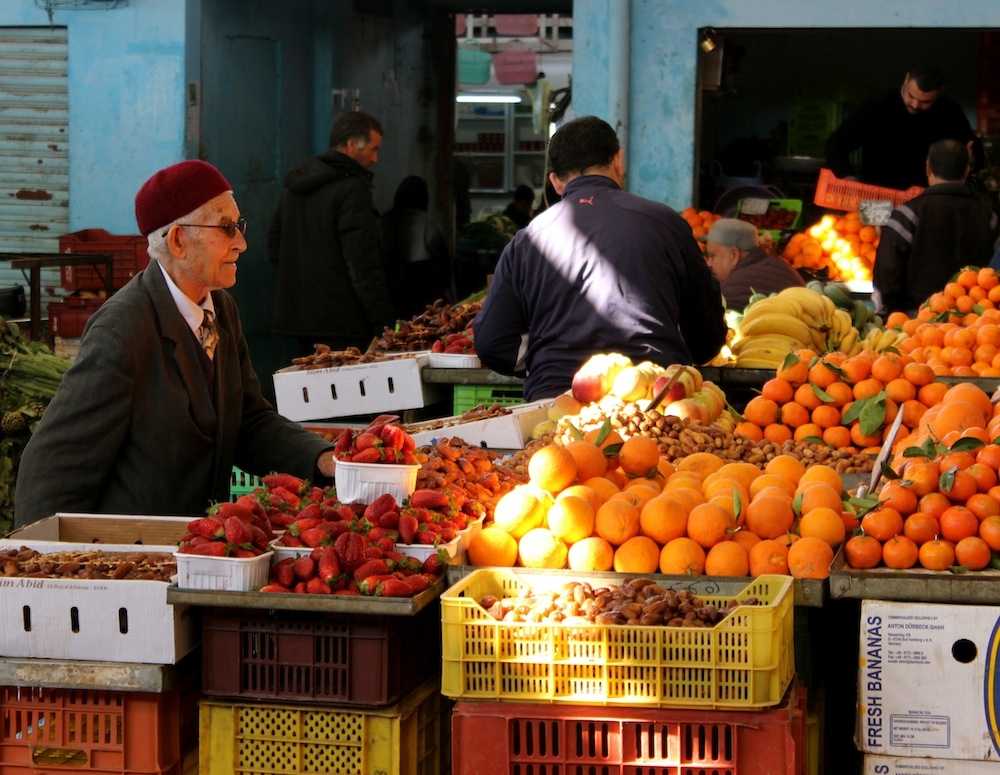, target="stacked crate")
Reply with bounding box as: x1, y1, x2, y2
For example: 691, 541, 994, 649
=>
441, 569, 806, 775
